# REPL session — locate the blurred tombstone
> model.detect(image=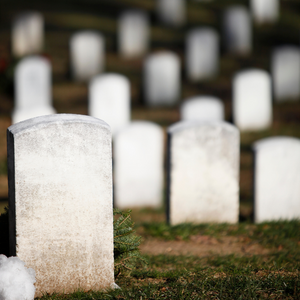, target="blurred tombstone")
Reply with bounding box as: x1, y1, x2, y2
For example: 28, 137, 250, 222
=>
89, 73, 130, 136
233, 69, 272, 131
114, 121, 164, 209
272, 46, 300, 102
7, 114, 115, 296
12, 11, 44, 57
13, 56, 56, 124
223, 6, 252, 55
251, 0, 279, 24
253, 137, 300, 223
167, 121, 240, 225
186, 27, 219, 81
156, 0, 185, 27
118, 10, 149, 58
180, 96, 224, 122
70, 31, 105, 81
144, 51, 181, 106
